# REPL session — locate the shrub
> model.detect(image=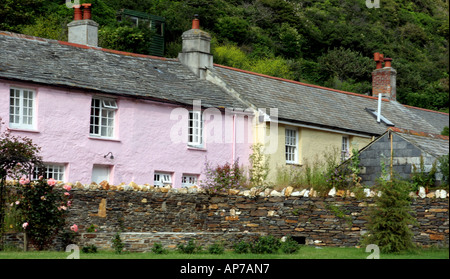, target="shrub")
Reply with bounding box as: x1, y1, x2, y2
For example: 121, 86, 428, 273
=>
208, 242, 225, 255
151, 242, 168, 254
82, 245, 98, 254
250, 235, 281, 254
233, 240, 250, 254
362, 164, 417, 253
248, 143, 270, 189
200, 160, 245, 194
438, 154, 449, 187
177, 239, 202, 254
280, 236, 301, 254
111, 232, 124, 254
